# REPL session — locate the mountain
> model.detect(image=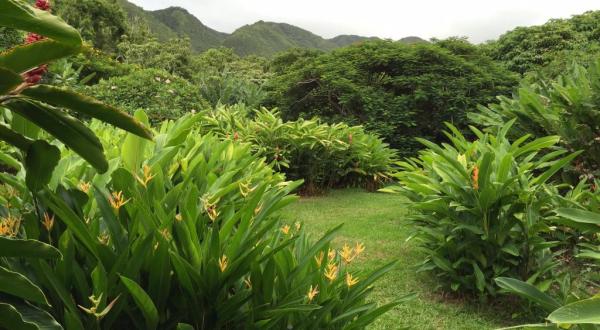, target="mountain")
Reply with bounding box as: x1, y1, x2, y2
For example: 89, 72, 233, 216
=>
118, 0, 420, 56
